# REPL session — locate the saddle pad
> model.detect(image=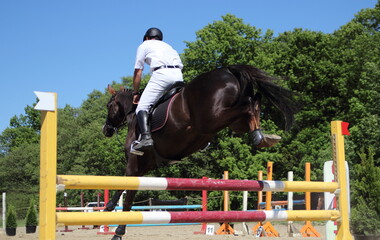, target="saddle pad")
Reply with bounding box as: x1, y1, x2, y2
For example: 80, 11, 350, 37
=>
151, 93, 179, 132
